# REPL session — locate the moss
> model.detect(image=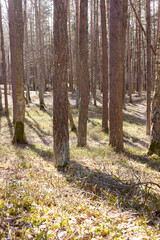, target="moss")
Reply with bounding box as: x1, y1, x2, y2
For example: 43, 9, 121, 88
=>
13, 121, 27, 144
148, 142, 160, 156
